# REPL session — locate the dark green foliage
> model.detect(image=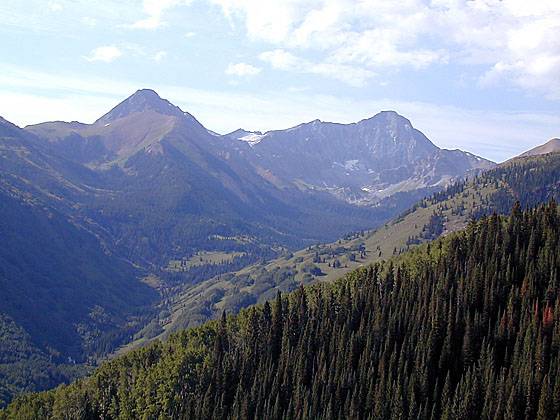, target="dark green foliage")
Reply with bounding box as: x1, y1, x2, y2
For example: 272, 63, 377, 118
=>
0, 189, 156, 406
4, 202, 560, 419
0, 123, 157, 405
421, 153, 560, 219
421, 212, 445, 240
0, 192, 156, 359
